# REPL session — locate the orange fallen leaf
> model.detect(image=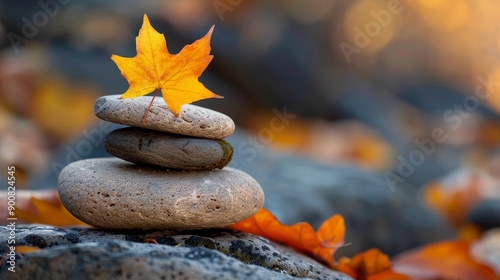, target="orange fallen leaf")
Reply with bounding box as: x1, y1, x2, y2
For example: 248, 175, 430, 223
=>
15, 245, 42, 254
0, 190, 58, 221
16, 196, 88, 227
393, 240, 499, 280
424, 174, 482, 228
230, 209, 409, 279
335, 248, 409, 280
111, 14, 222, 118
229, 208, 345, 267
